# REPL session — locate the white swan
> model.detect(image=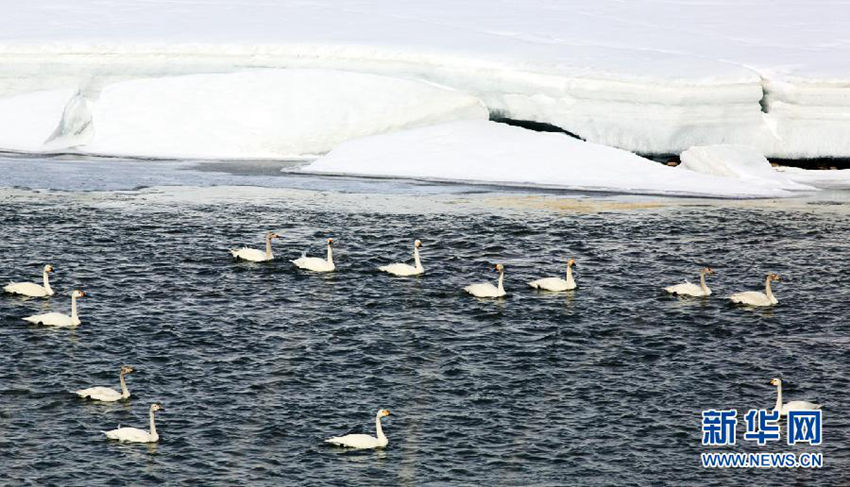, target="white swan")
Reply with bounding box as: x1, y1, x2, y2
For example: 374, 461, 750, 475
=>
292, 238, 335, 272
379, 240, 423, 276
528, 258, 577, 292
76, 365, 135, 402
465, 264, 506, 298
4, 264, 55, 297
730, 273, 780, 306
23, 289, 86, 327
664, 267, 714, 297
770, 378, 822, 416
230, 232, 280, 262
104, 403, 164, 443
325, 409, 390, 449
